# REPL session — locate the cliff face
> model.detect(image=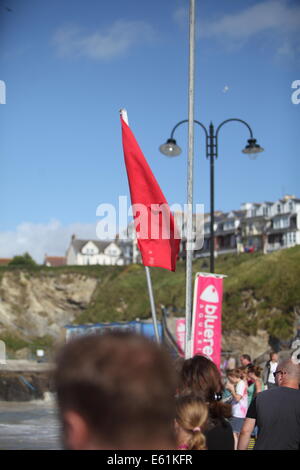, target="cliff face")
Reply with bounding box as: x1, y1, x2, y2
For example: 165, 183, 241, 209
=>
0, 271, 98, 340
0, 247, 299, 358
